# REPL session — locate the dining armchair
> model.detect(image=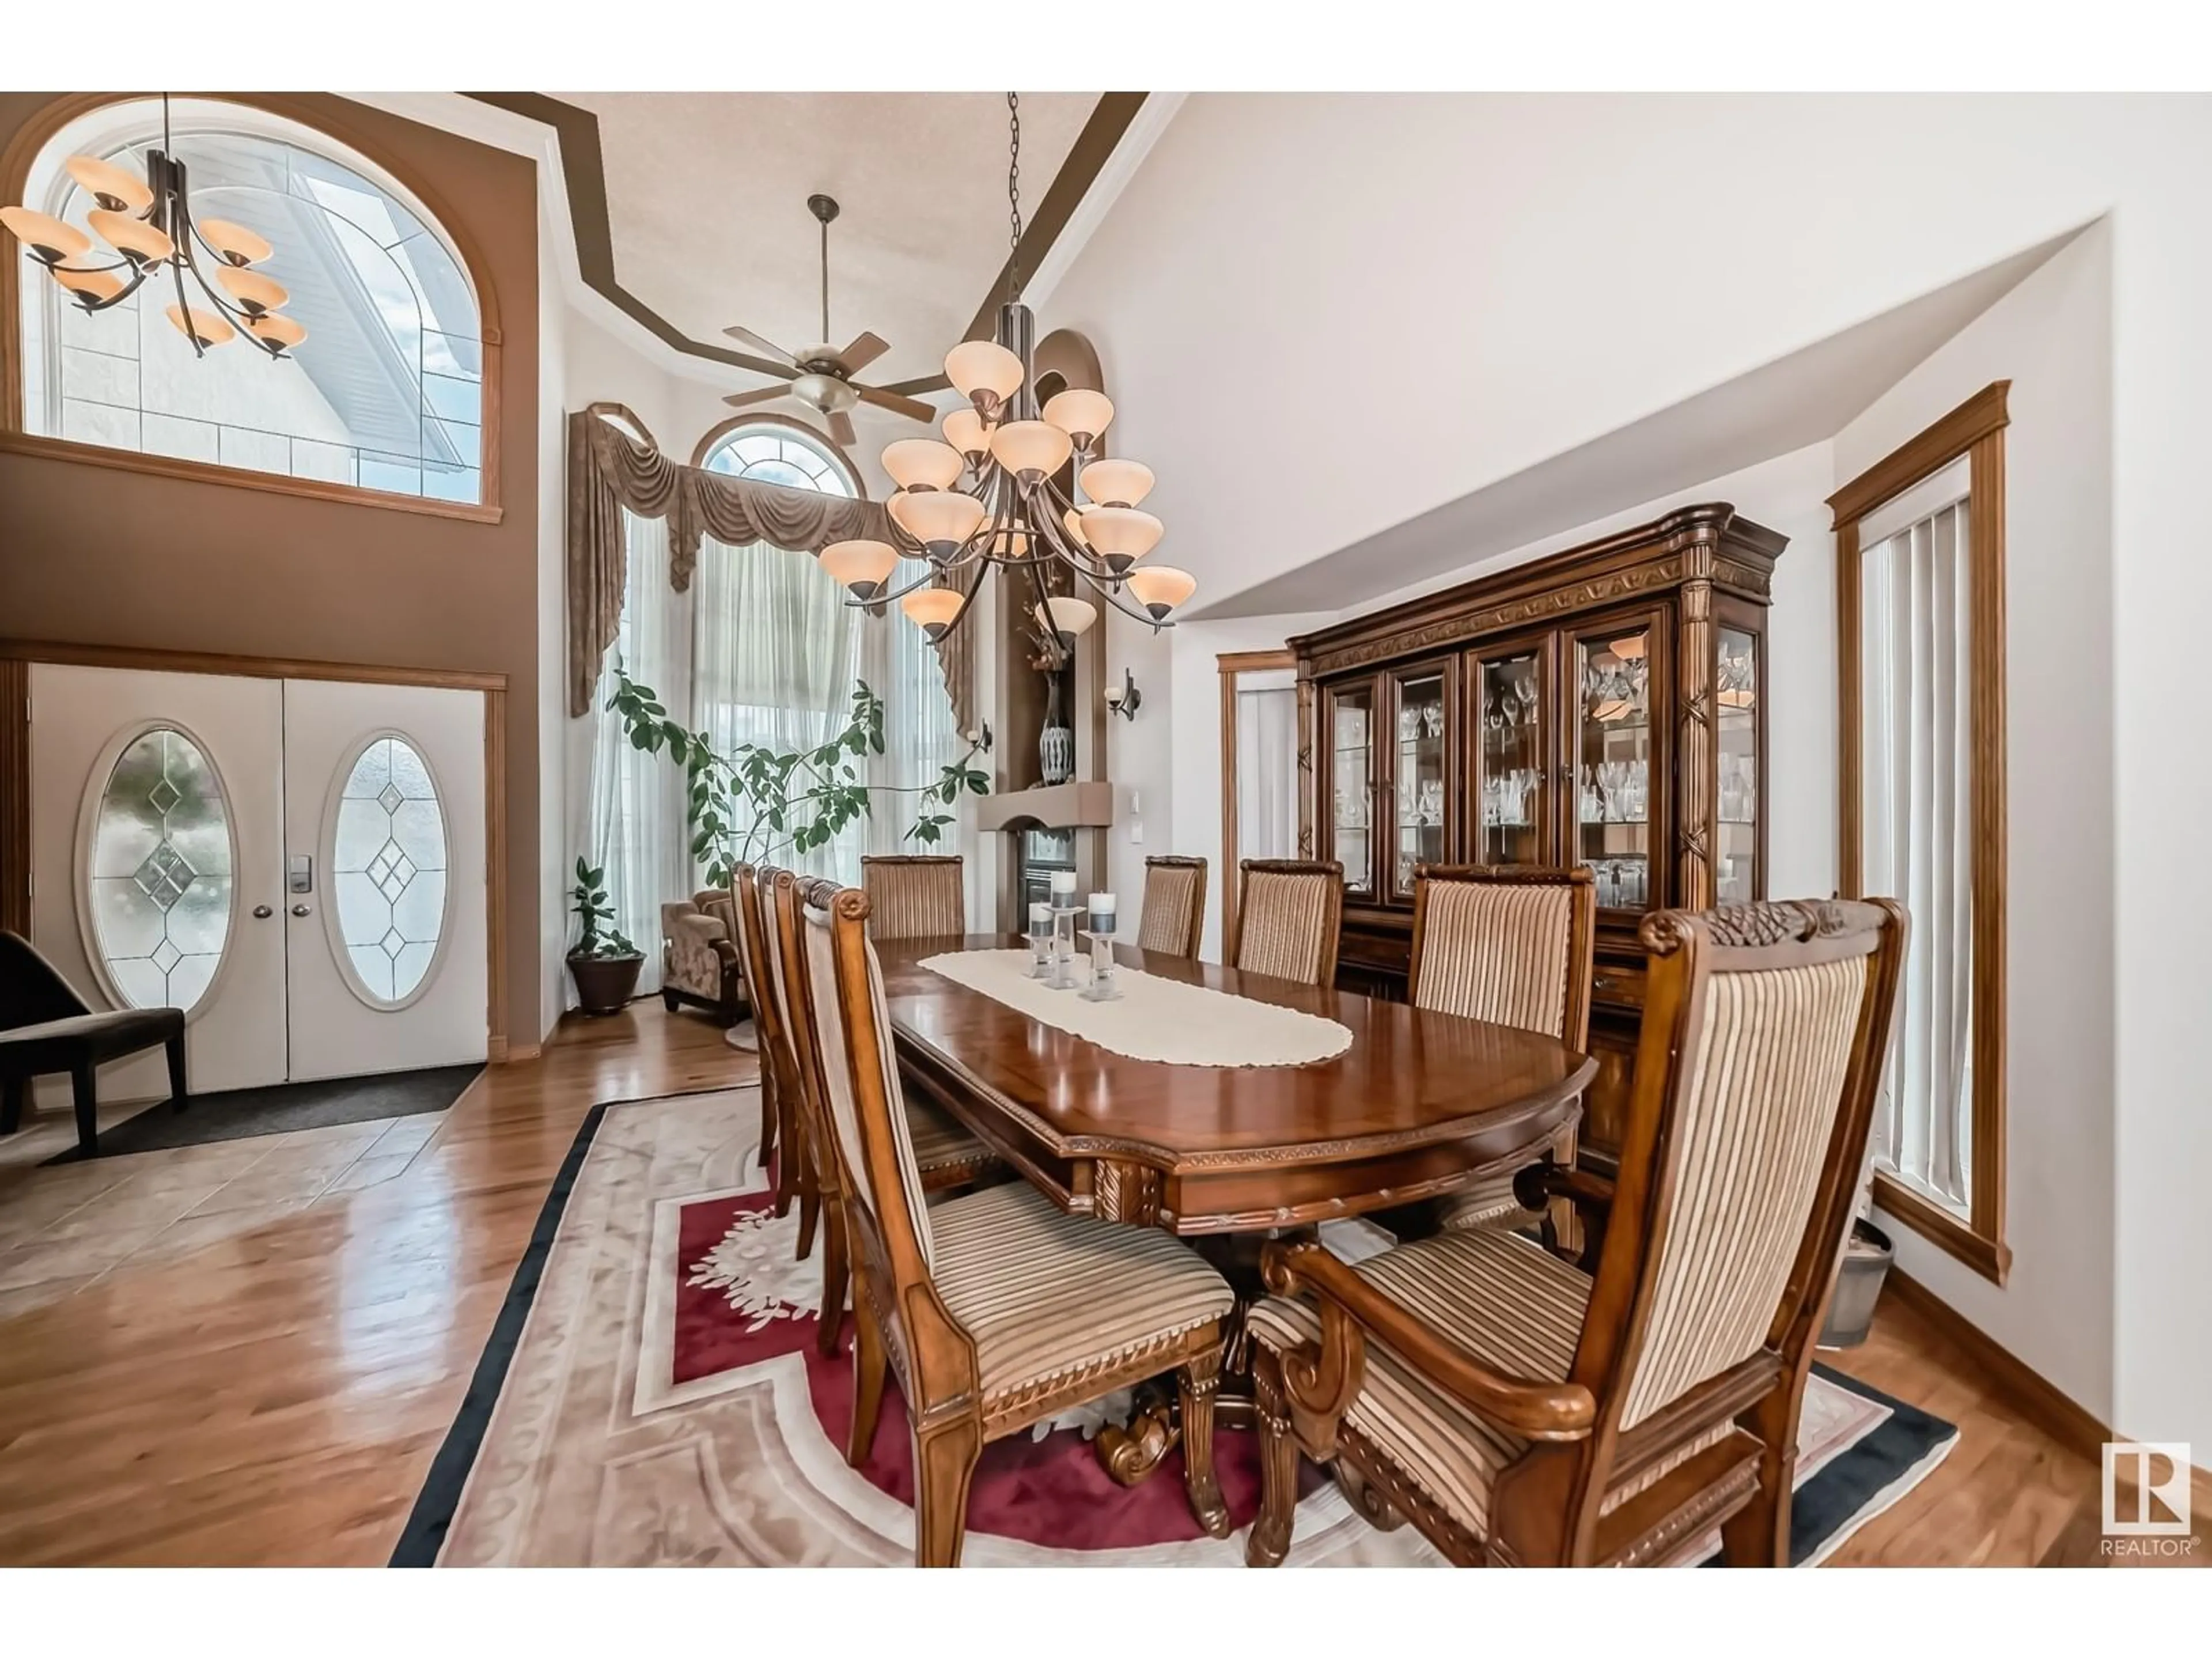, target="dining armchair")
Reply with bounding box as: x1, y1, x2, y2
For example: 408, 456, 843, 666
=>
731, 866, 800, 1224
1225, 859, 1344, 987
858, 854, 965, 941
1136, 855, 1208, 958
771, 872, 999, 1360
1408, 865, 1596, 1235
789, 876, 1237, 1566
1245, 897, 1908, 1567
